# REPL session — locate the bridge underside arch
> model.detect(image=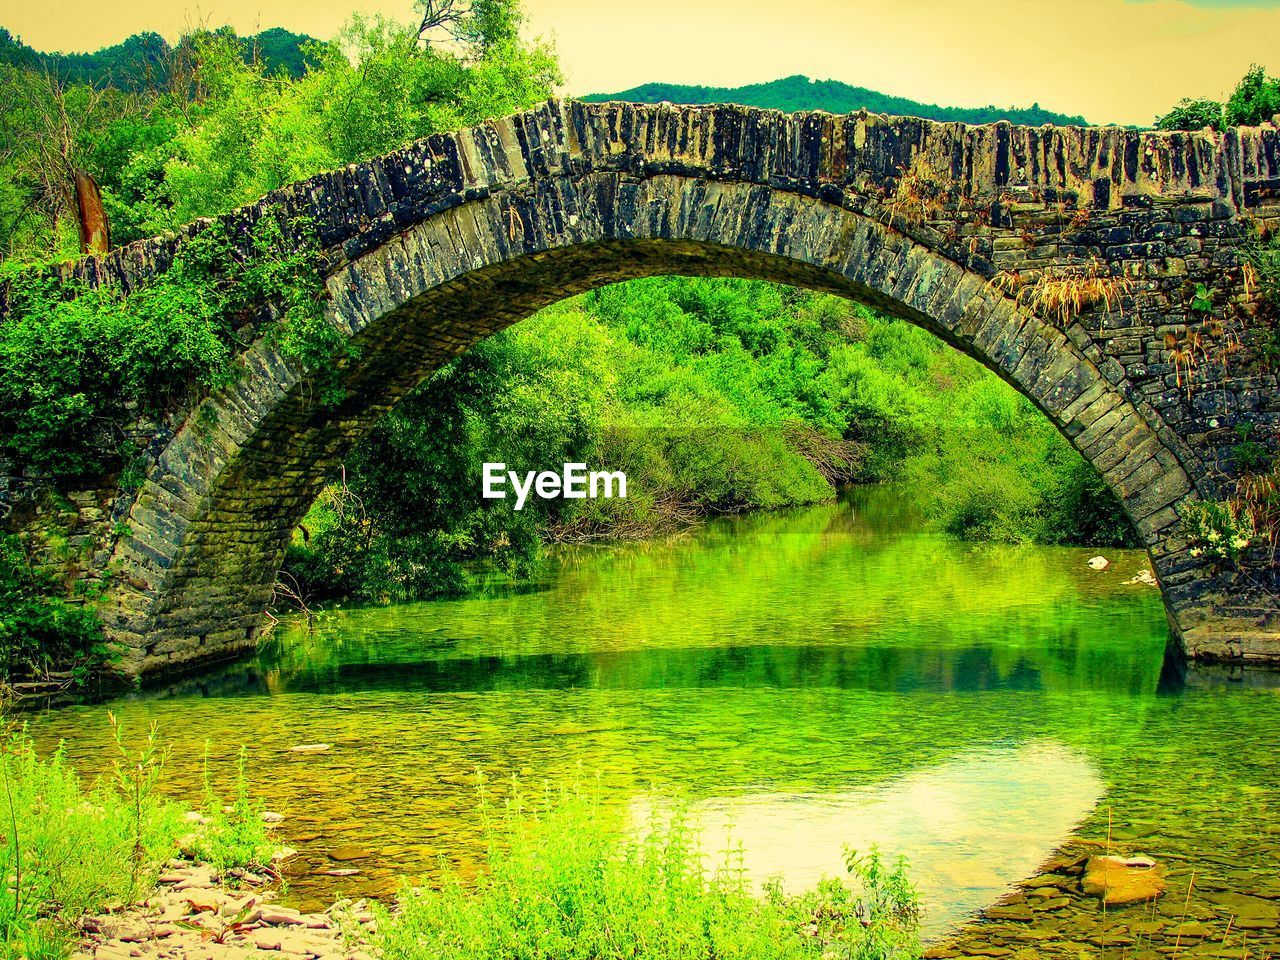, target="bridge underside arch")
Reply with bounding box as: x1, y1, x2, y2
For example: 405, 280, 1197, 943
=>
106, 172, 1201, 675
